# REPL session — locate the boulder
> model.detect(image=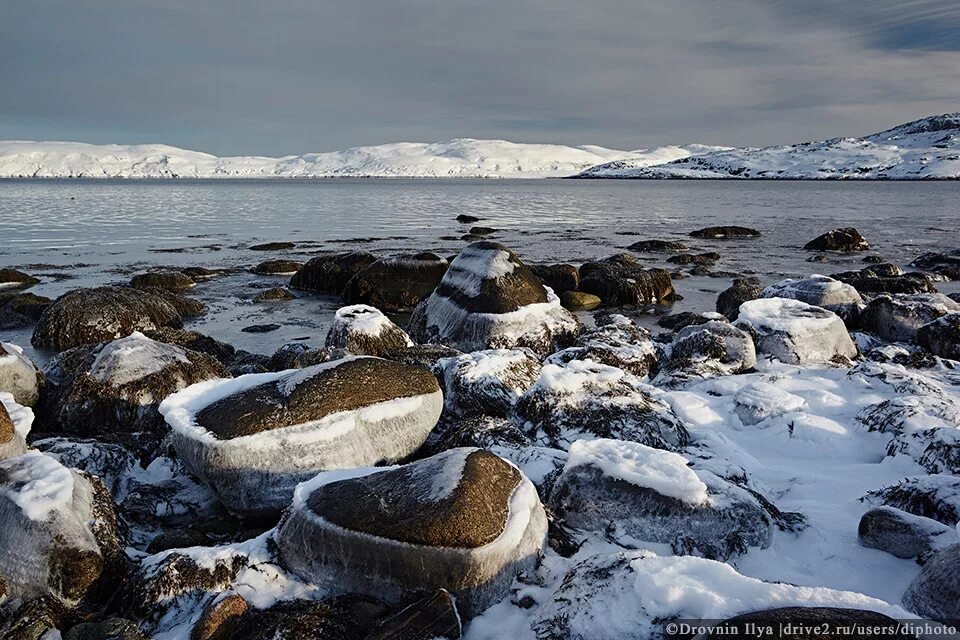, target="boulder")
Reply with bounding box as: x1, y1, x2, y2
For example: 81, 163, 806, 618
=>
0, 342, 42, 406
388, 343, 463, 371
578, 254, 674, 305
456, 214, 481, 223
666, 252, 720, 266
434, 415, 532, 452
761, 275, 863, 321
289, 251, 377, 295
130, 270, 195, 292
530, 263, 579, 294
833, 268, 936, 295
917, 313, 960, 360
628, 239, 688, 253
0, 393, 30, 460
32, 286, 205, 351
324, 304, 413, 357
0, 291, 52, 329
858, 506, 955, 560
559, 290, 601, 311
656, 311, 723, 332
160, 357, 443, 514
277, 448, 547, 617
408, 242, 581, 356
251, 259, 303, 276
863, 475, 960, 527
143, 328, 237, 367
366, 589, 462, 640
38, 332, 229, 436
803, 227, 870, 252
342, 252, 448, 311
734, 381, 807, 426
902, 543, 960, 623
545, 314, 658, 377
253, 287, 295, 302
0, 268, 40, 290
910, 250, 960, 280
550, 439, 773, 560
268, 343, 345, 371
716, 277, 763, 320
689, 226, 760, 239
0, 451, 122, 606
858, 293, 960, 342
735, 298, 857, 364
436, 348, 541, 418
227, 595, 391, 640
514, 360, 689, 451
654, 320, 756, 384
